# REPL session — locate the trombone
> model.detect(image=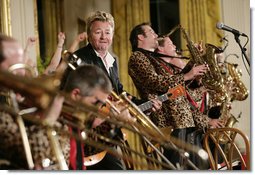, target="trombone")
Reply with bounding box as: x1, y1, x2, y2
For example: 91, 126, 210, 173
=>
61, 50, 208, 169
110, 91, 209, 169
0, 69, 178, 170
